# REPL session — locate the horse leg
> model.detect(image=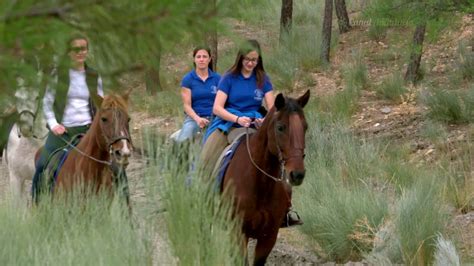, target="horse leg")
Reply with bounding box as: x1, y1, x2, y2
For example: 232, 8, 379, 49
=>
253, 231, 278, 266
9, 171, 24, 201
